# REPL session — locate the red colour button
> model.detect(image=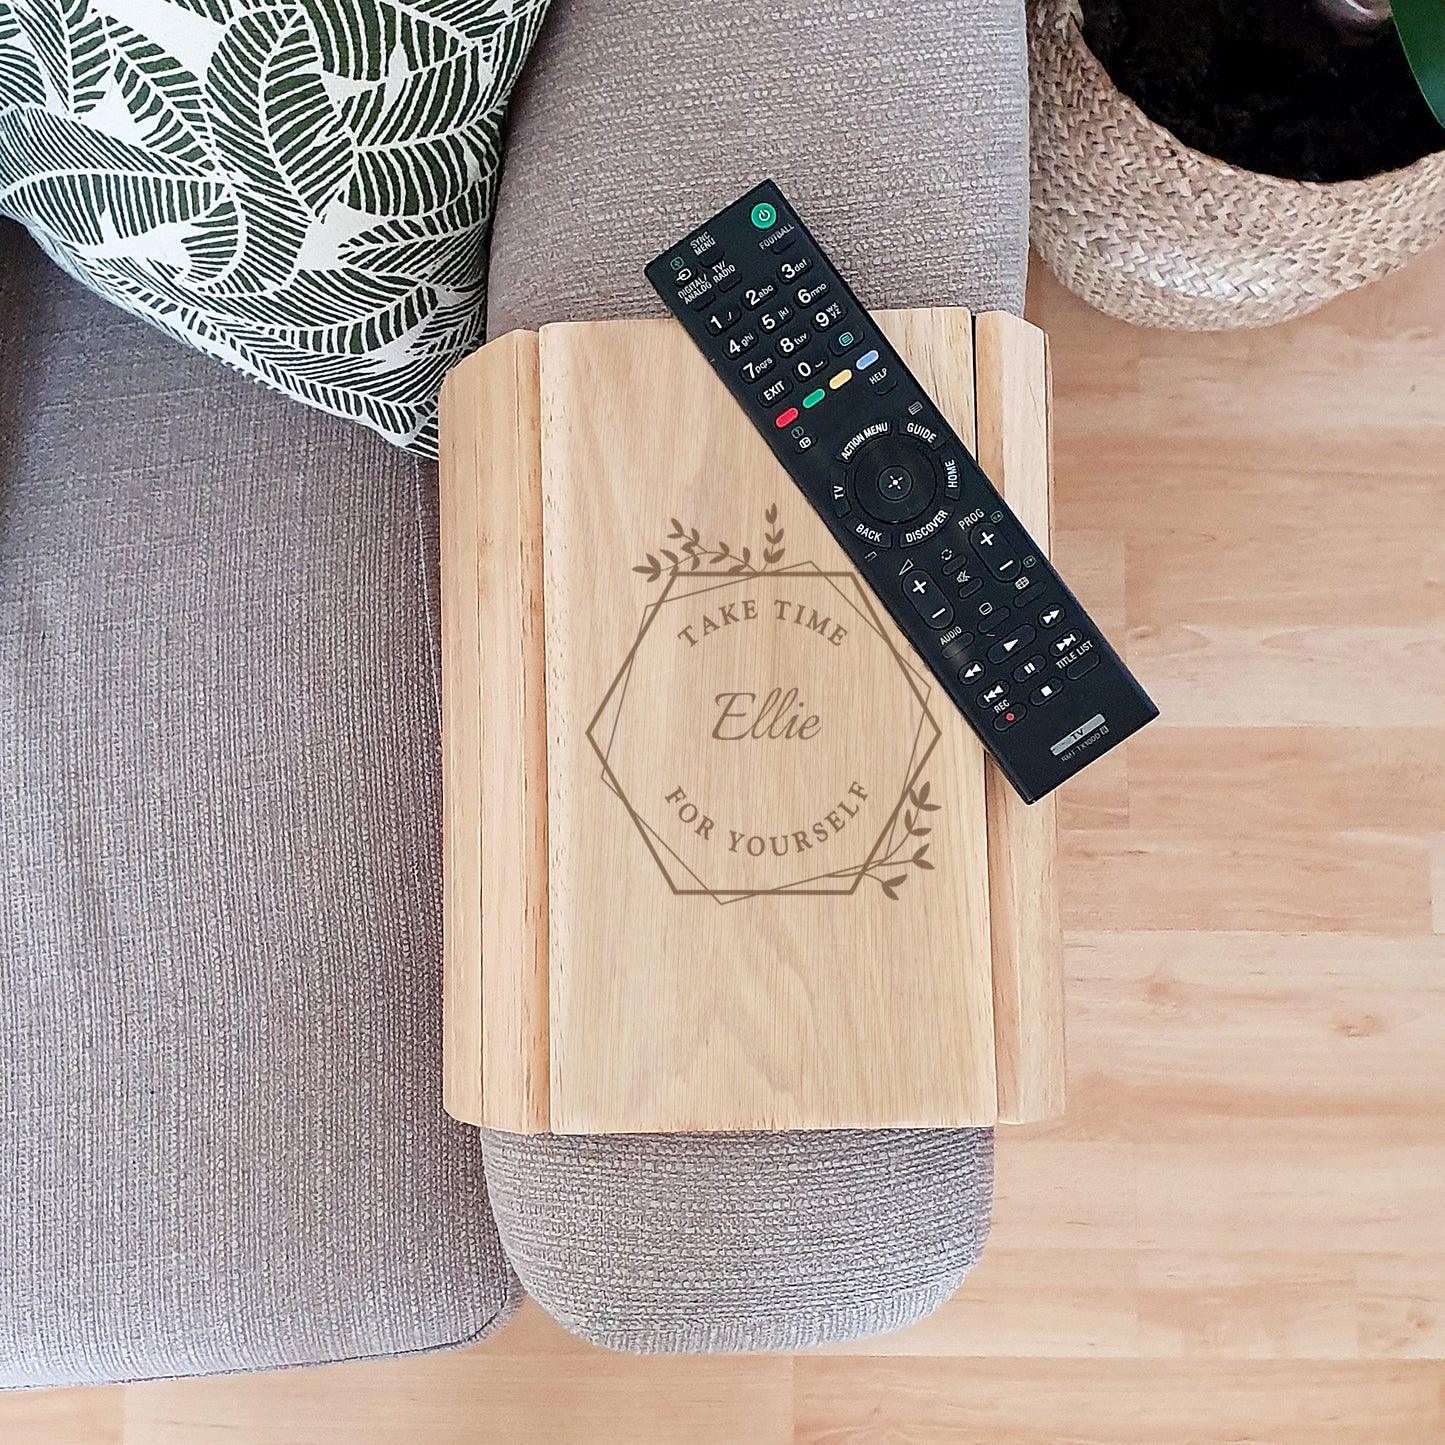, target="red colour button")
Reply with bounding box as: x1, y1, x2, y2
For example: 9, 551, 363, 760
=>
775, 406, 799, 428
